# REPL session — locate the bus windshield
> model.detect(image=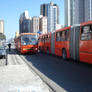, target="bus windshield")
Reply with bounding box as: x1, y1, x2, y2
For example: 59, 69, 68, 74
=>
21, 35, 38, 45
